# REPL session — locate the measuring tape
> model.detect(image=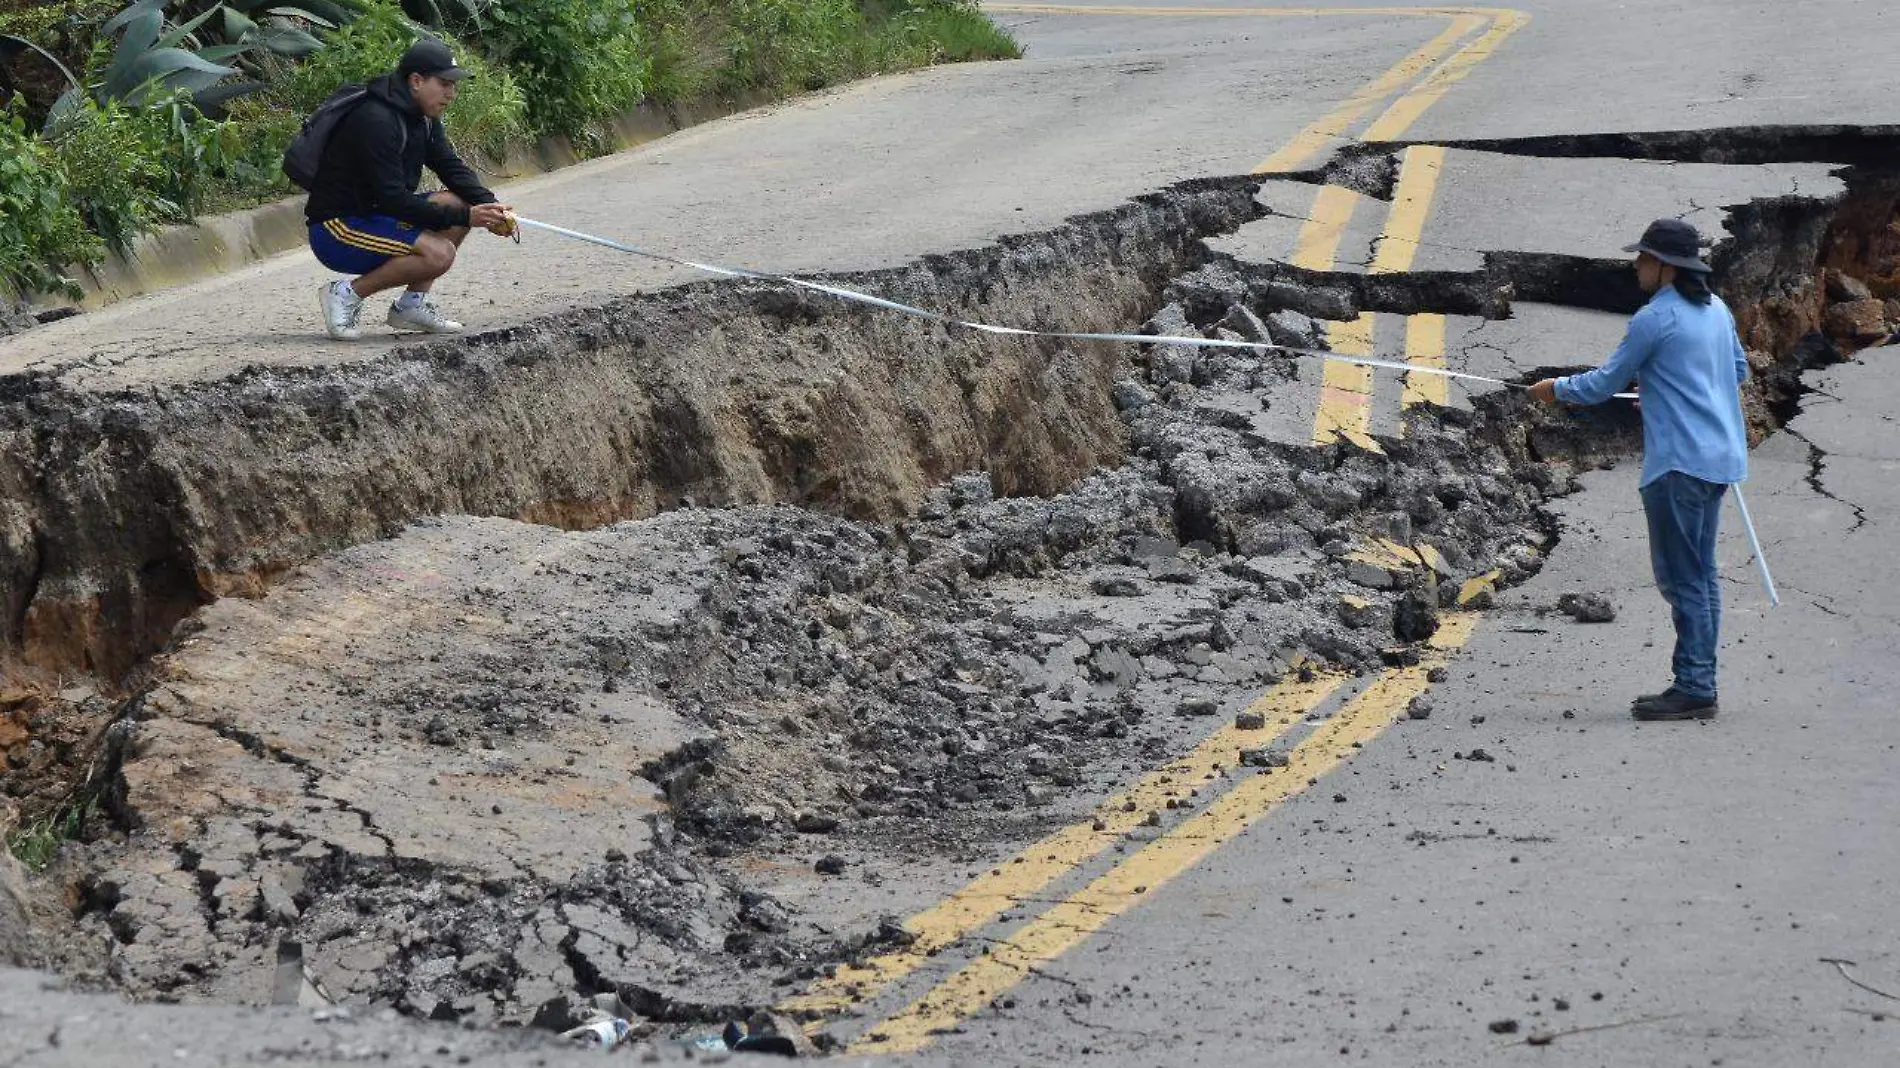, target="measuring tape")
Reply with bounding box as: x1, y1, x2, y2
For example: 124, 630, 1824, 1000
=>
503, 215, 1777, 605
